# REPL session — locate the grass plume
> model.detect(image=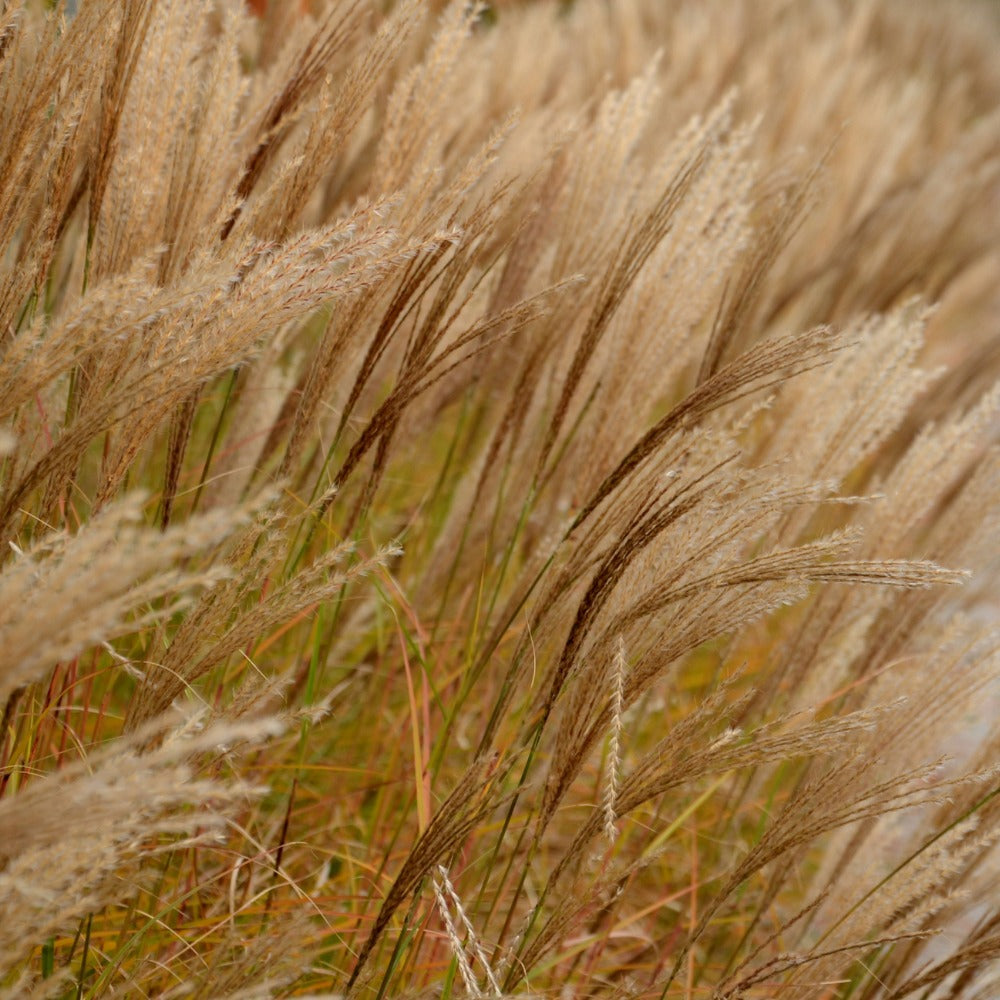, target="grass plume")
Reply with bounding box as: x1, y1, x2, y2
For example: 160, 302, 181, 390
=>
1, 0, 1000, 997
